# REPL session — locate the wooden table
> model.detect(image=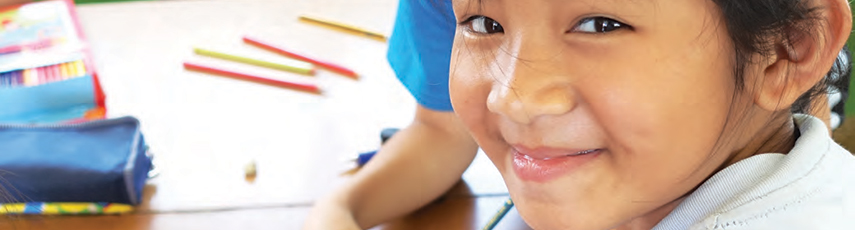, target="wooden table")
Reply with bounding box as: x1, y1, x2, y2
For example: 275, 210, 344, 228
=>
0, 0, 532, 229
